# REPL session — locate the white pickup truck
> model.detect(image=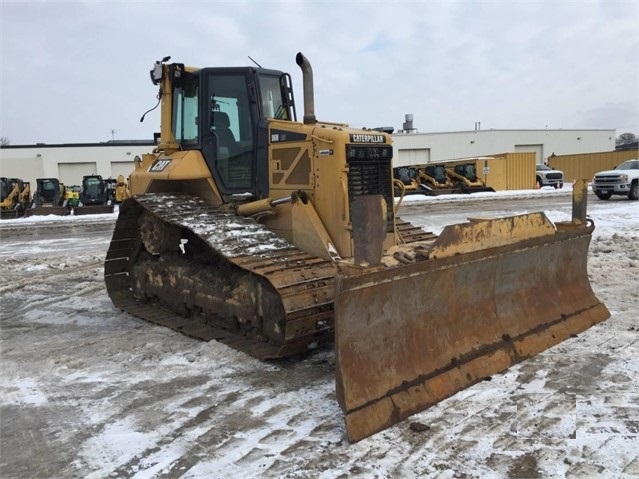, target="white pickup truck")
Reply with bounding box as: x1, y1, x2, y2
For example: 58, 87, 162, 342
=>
592, 159, 639, 200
